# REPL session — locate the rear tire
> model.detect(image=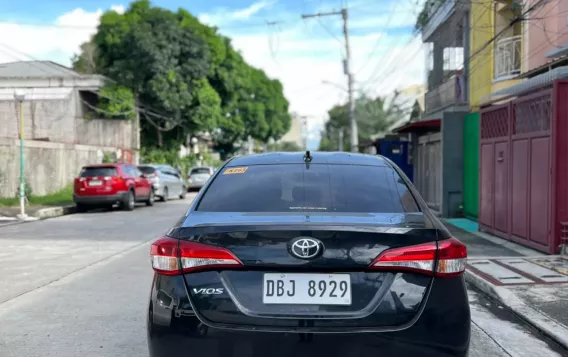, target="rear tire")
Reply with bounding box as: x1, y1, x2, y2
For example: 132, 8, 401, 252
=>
146, 189, 155, 206
75, 203, 87, 213
160, 187, 168, 202
122, 190, 135, 211
179, 187, 186, 200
